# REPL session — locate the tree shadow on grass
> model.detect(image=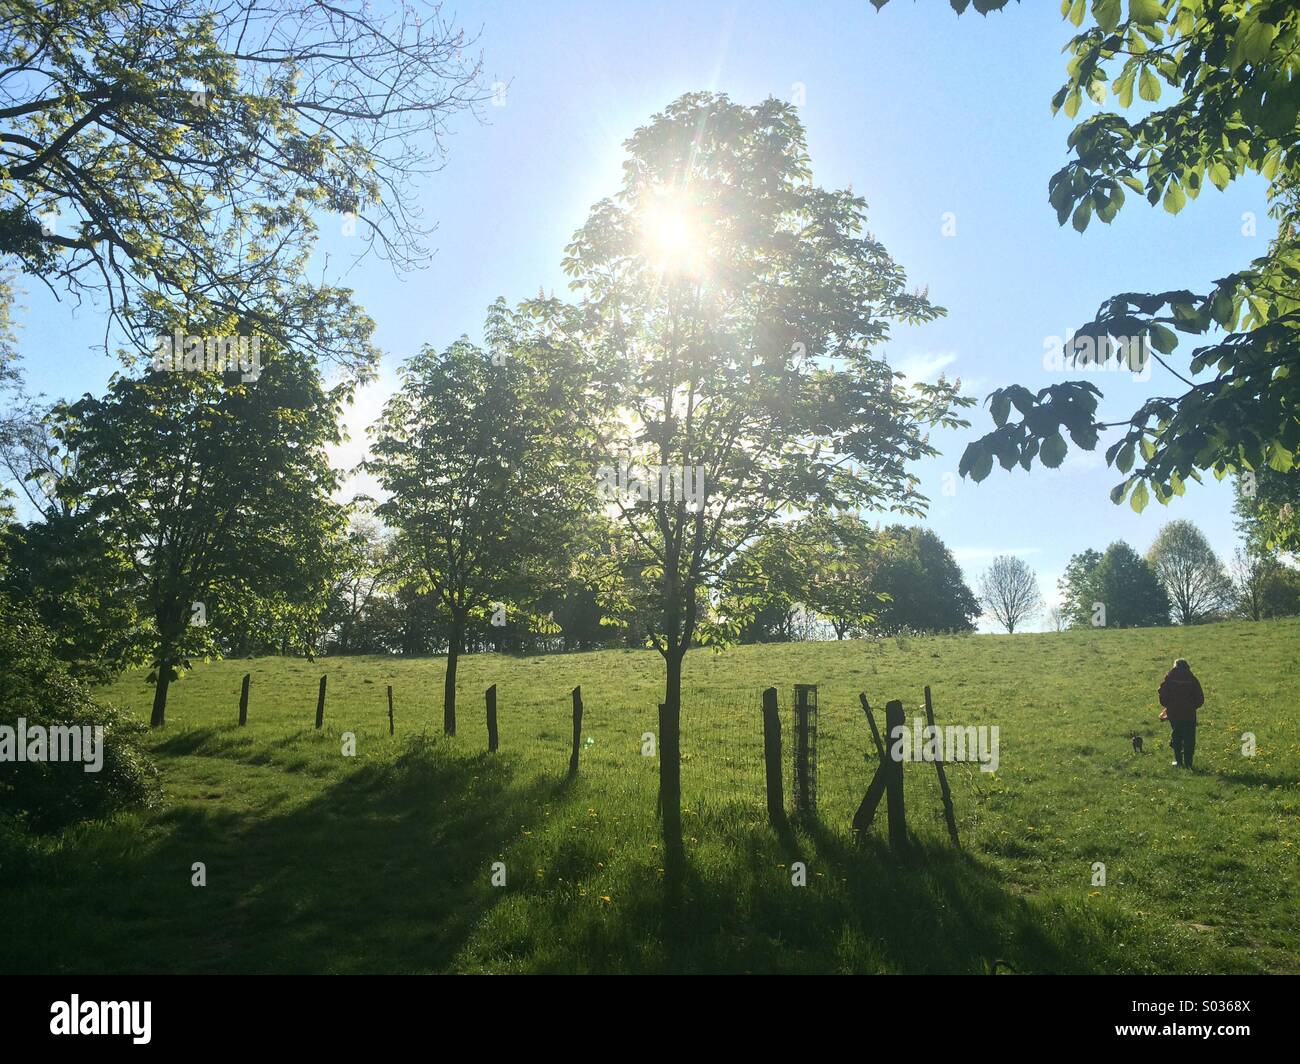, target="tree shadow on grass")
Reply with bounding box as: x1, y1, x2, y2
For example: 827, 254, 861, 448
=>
3, 740, 551, 973
4, 751, 1253, 974
486, 810, 1245, 974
